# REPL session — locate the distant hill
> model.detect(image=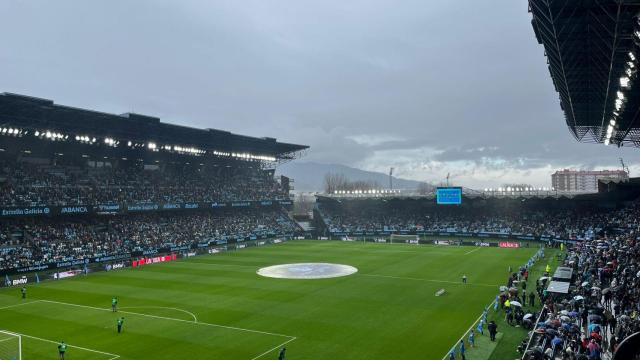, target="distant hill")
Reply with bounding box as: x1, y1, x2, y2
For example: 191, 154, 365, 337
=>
276, 161, 428, 193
